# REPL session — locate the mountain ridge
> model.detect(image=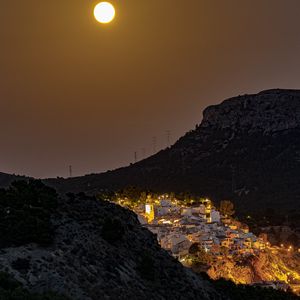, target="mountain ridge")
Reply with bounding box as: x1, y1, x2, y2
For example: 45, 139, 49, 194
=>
2, 89, 300, 217
45, 89, 300, 217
